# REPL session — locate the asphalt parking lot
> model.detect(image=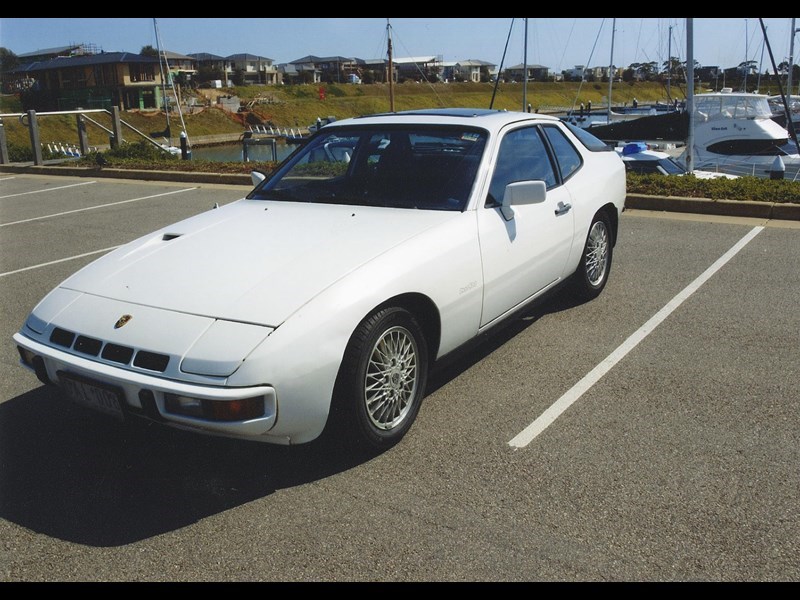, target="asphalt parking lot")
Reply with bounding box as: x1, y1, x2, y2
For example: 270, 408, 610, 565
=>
1, 173, 798, 582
